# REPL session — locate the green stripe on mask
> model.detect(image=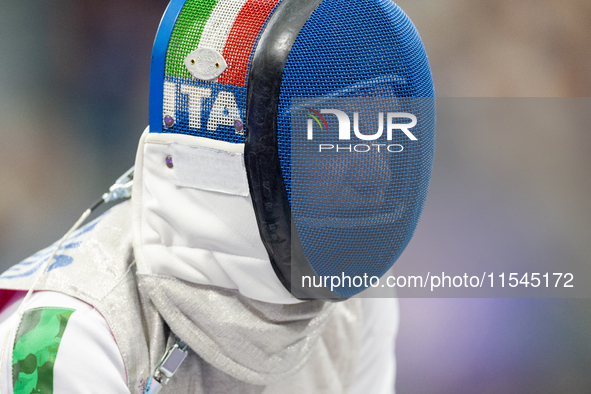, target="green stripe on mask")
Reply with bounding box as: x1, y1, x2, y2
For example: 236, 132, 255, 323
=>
12, 307, 75, 394
165, 0, 220, 78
